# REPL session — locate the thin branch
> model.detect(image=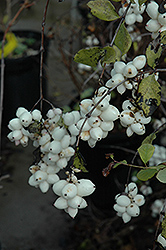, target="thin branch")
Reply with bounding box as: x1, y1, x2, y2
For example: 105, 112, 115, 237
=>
109, 2, 131, 47
40, 0, 50, 111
